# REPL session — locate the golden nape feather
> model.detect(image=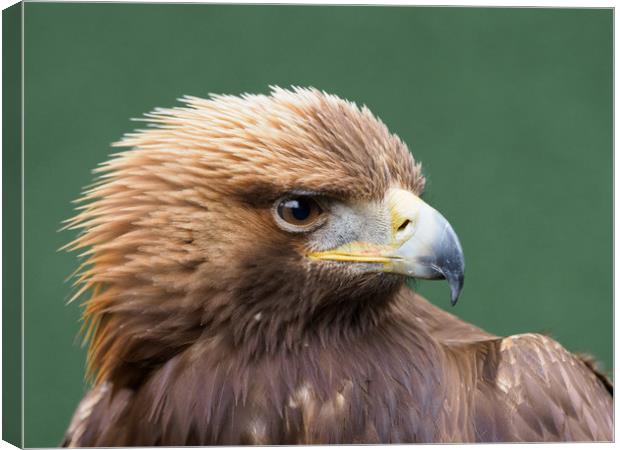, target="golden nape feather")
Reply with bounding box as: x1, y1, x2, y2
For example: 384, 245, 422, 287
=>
62, 87, 612, 446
